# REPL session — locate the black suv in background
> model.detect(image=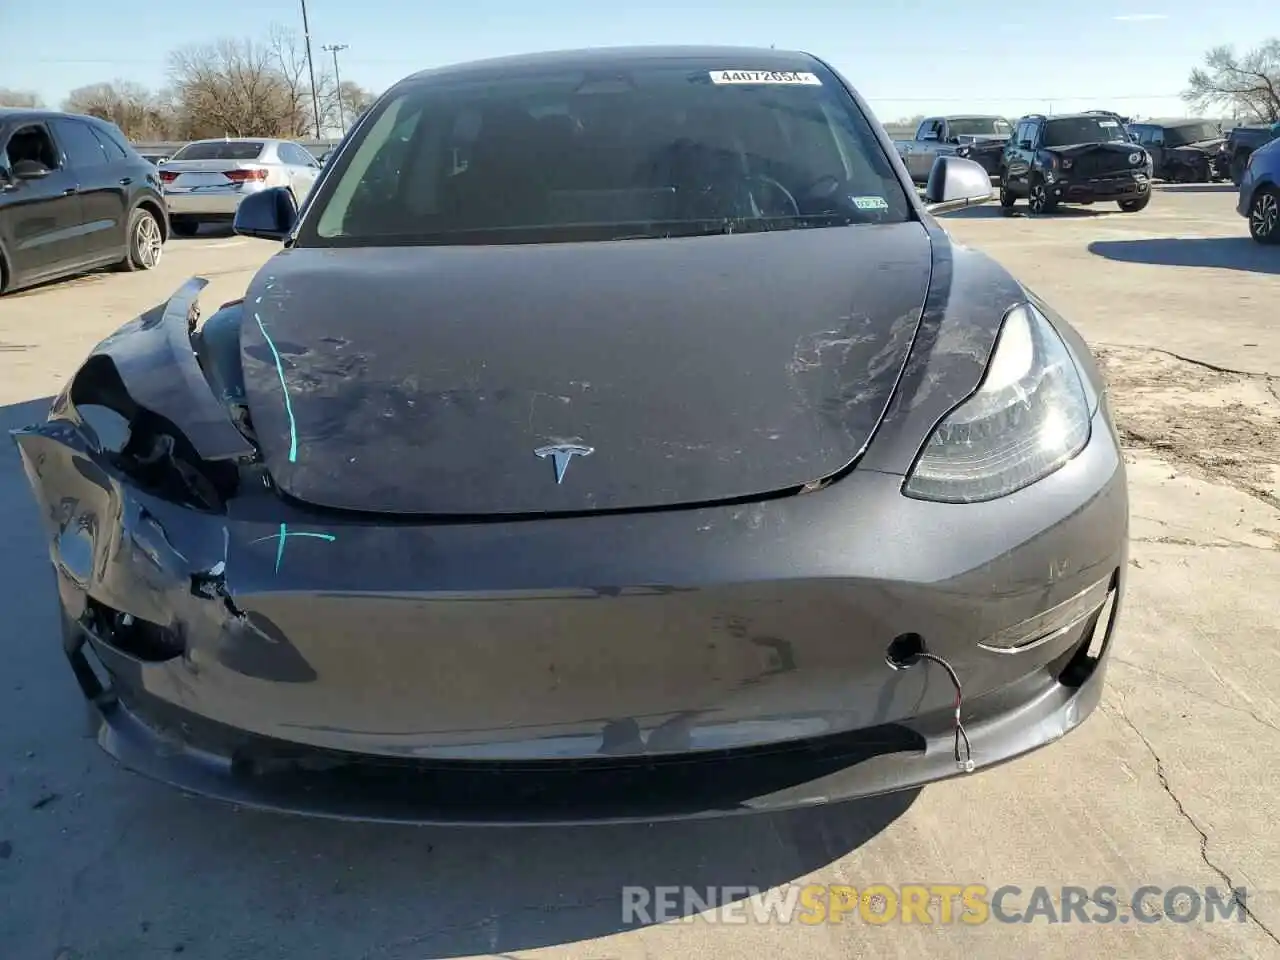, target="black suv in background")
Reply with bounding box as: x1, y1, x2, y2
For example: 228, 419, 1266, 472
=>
0, 108, 168, 294
1000, 113, 1153, 215
1224, 125, 1280, 185
1127, 118, 1228, 182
